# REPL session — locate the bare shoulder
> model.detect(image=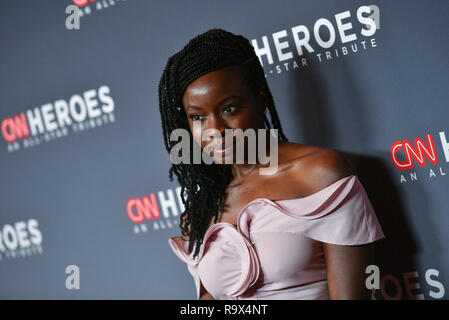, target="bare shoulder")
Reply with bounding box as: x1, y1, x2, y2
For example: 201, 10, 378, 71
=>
278, 142, 356, 196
